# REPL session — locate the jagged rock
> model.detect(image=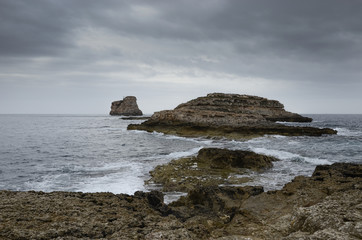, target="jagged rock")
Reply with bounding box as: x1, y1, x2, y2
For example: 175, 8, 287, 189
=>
128, 93, 336, 139
0, 163, 360, 239
169, 163, 362, 239
147, 148, 277, 192
110, 96, 143, 116
0, 190, 196, 239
